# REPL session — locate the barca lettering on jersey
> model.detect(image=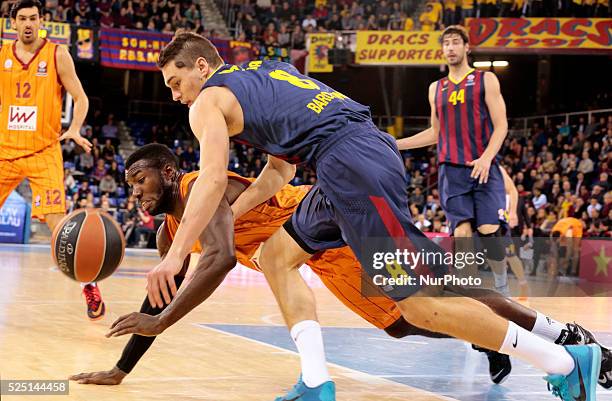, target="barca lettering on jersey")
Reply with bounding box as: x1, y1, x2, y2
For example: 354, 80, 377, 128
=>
202, 60, 372, 165
435, 69, 494, 166
216, 61, 349, 115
